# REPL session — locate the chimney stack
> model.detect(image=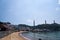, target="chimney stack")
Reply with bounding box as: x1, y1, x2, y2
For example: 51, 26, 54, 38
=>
53, 20, 55, 24
33, 20, 35, 26
45, 20, 47, 24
